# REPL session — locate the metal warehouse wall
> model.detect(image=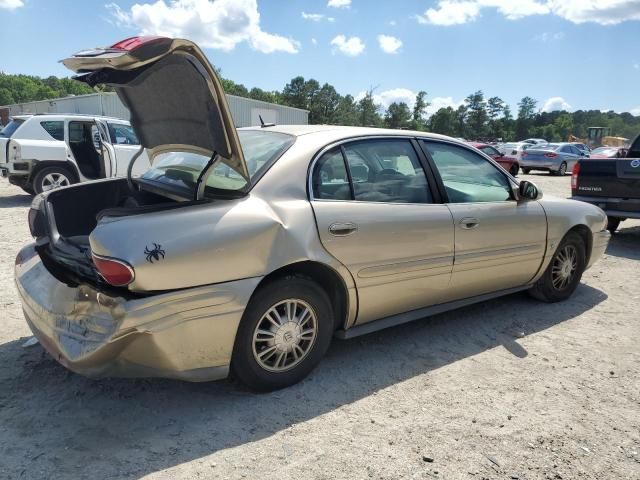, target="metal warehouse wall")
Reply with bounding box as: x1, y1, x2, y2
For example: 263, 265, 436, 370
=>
2, 92, 308, 127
